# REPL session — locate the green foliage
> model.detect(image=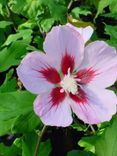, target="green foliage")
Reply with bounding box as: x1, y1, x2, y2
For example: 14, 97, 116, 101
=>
67, 150, 95, 156
0, 0, 117, 155
0, 91, 39, 135
95, 115, 117, 156
71, 7, 91, 19
22, 132, 51, 156
105, 25, 117, 49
